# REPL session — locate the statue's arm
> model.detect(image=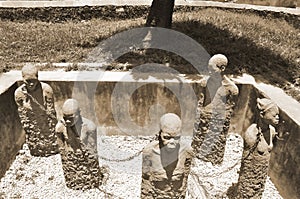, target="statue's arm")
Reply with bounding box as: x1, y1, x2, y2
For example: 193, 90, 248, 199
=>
43, 83, 57, 122
141, 152, 152, 197
82, 121, 97, 154
14, 88, 32, 133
